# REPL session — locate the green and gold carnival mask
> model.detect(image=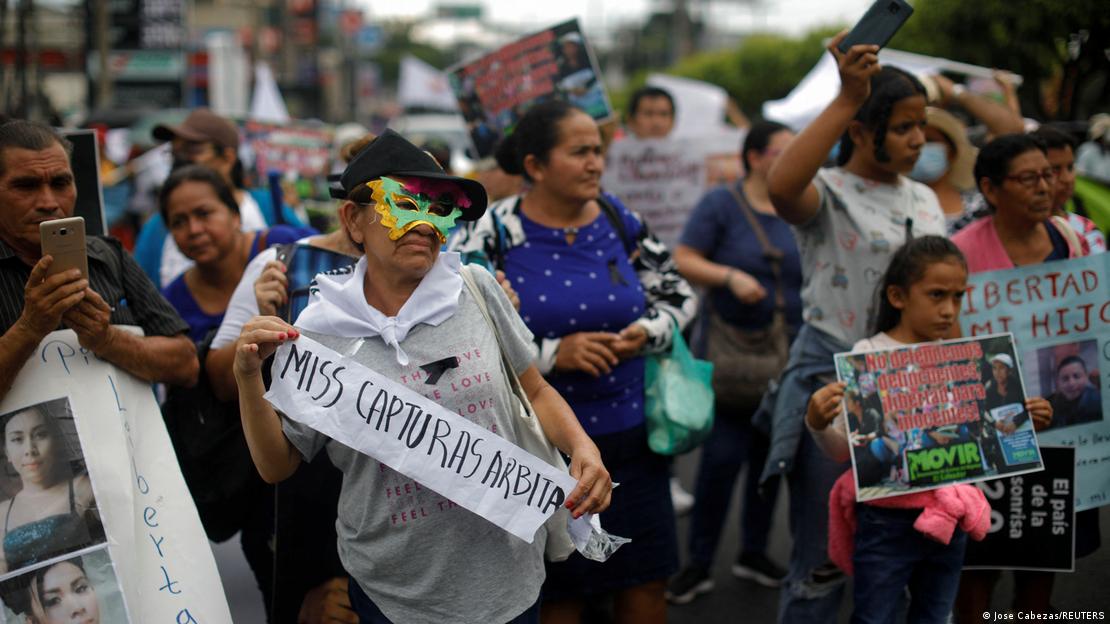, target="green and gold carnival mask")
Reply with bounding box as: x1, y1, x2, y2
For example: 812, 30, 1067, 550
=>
366, 176, 469, 244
